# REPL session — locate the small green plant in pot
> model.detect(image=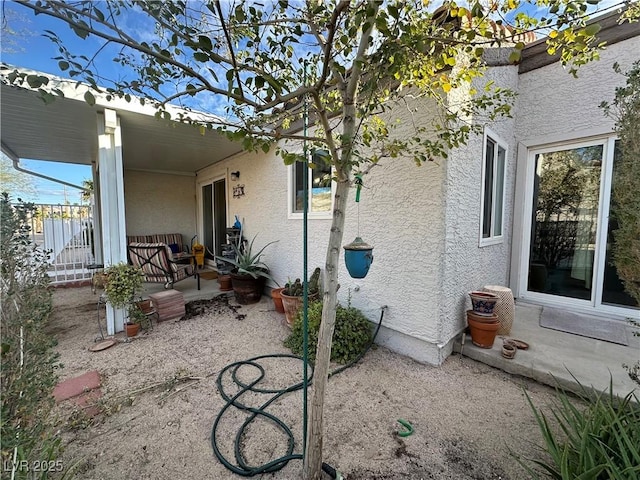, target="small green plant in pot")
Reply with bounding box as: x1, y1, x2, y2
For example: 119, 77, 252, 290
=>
128, 302, 152, 332
103, 263, 144, 309
284, 299, 373, 365
281, 268, 321, 327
